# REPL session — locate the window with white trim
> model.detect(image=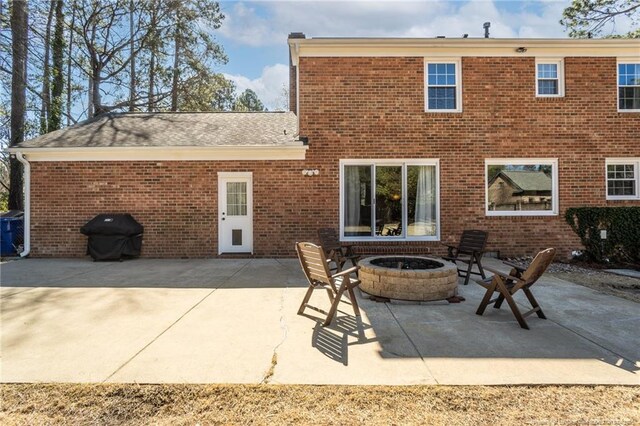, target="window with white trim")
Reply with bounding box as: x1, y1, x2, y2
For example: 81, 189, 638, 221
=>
606, 158, 640, 200
618, 62, 640, 111
485, 159, 559, 216
341, 160, 439, 240
535, 59, 564, 97
425, 59, 461, 112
